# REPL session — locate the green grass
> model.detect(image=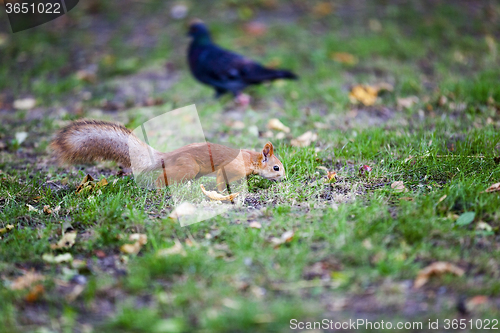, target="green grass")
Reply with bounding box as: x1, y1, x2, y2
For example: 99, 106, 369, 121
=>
1, 0, 500, 332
